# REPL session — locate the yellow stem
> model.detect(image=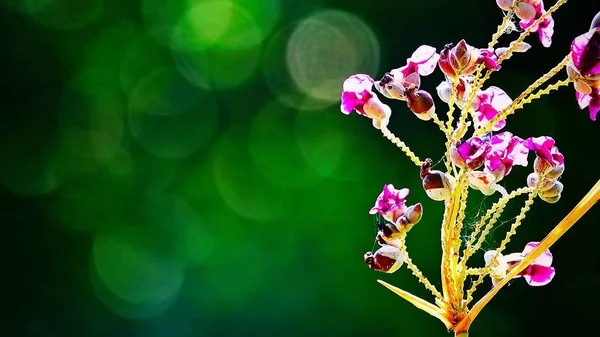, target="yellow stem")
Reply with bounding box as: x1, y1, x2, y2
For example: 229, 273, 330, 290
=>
488, 11, 514, 49
451, 175, 470, 295
460, 187, 534, 269
440, 191, 456, 301
377, 280, 453, 329
465, 184, 540, 305
380, 126, 422, 166
475, 55, 572, 136
455, 179, 600, 333
463, 0, 567, 135
432, 112, 449, 135
446, 77, 459, 131
441, 172, 465, 306
466, 268, 486, 276
496, 0, 567, 65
